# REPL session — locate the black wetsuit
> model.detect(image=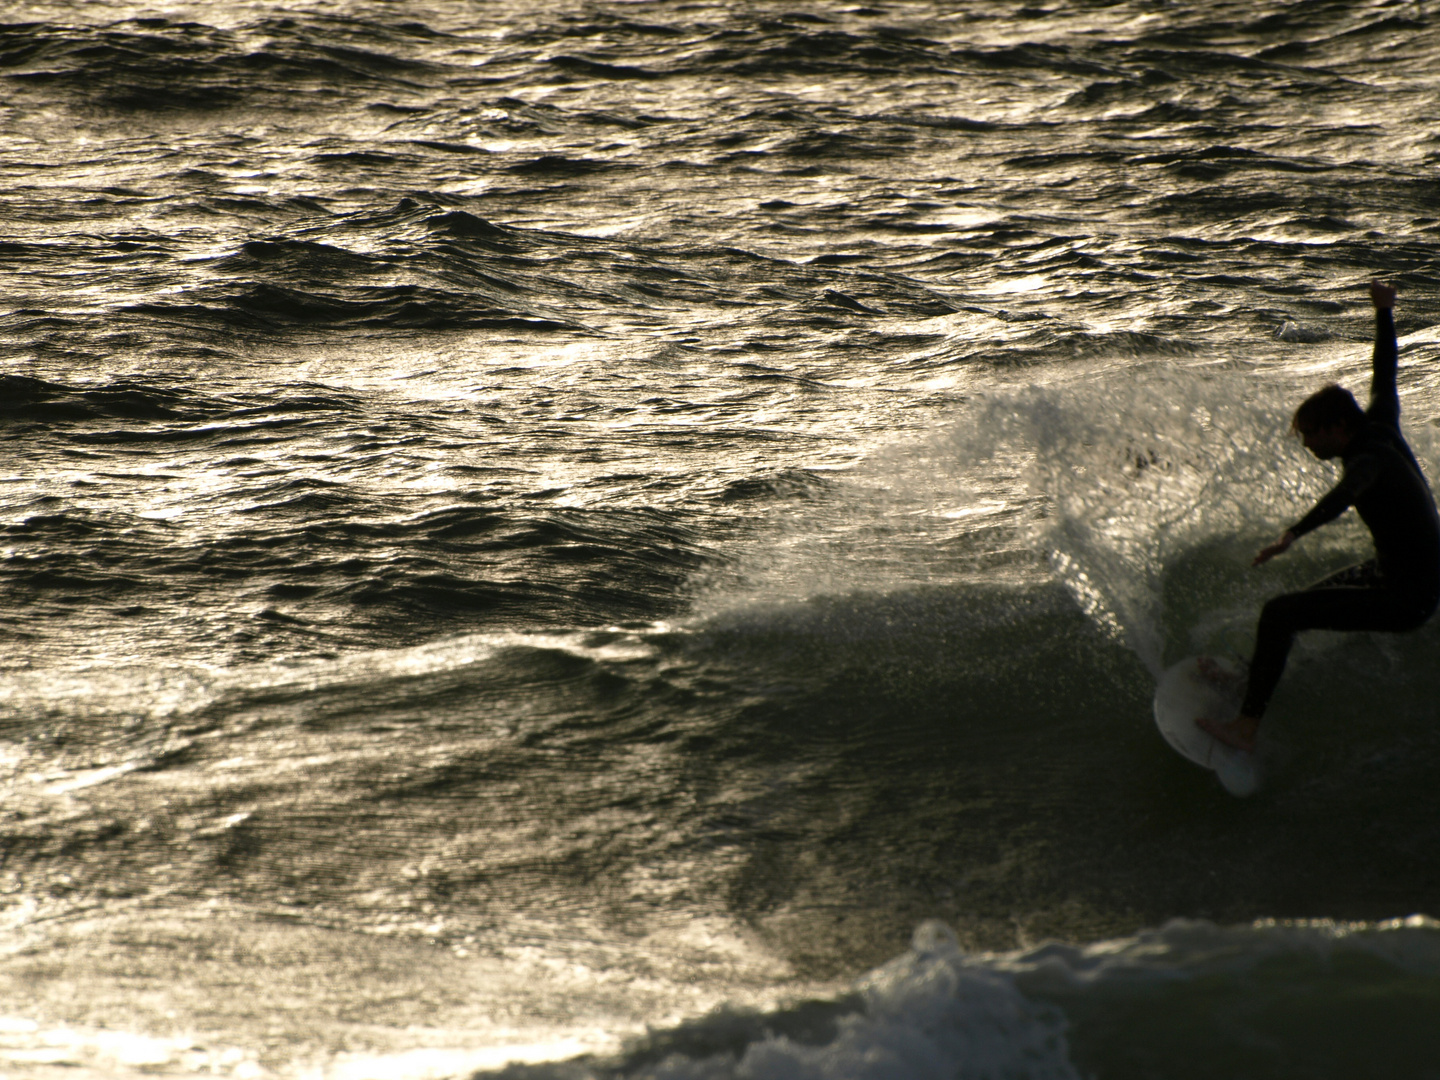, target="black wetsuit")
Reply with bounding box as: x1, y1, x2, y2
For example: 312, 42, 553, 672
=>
1242, 308, 1440, 718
